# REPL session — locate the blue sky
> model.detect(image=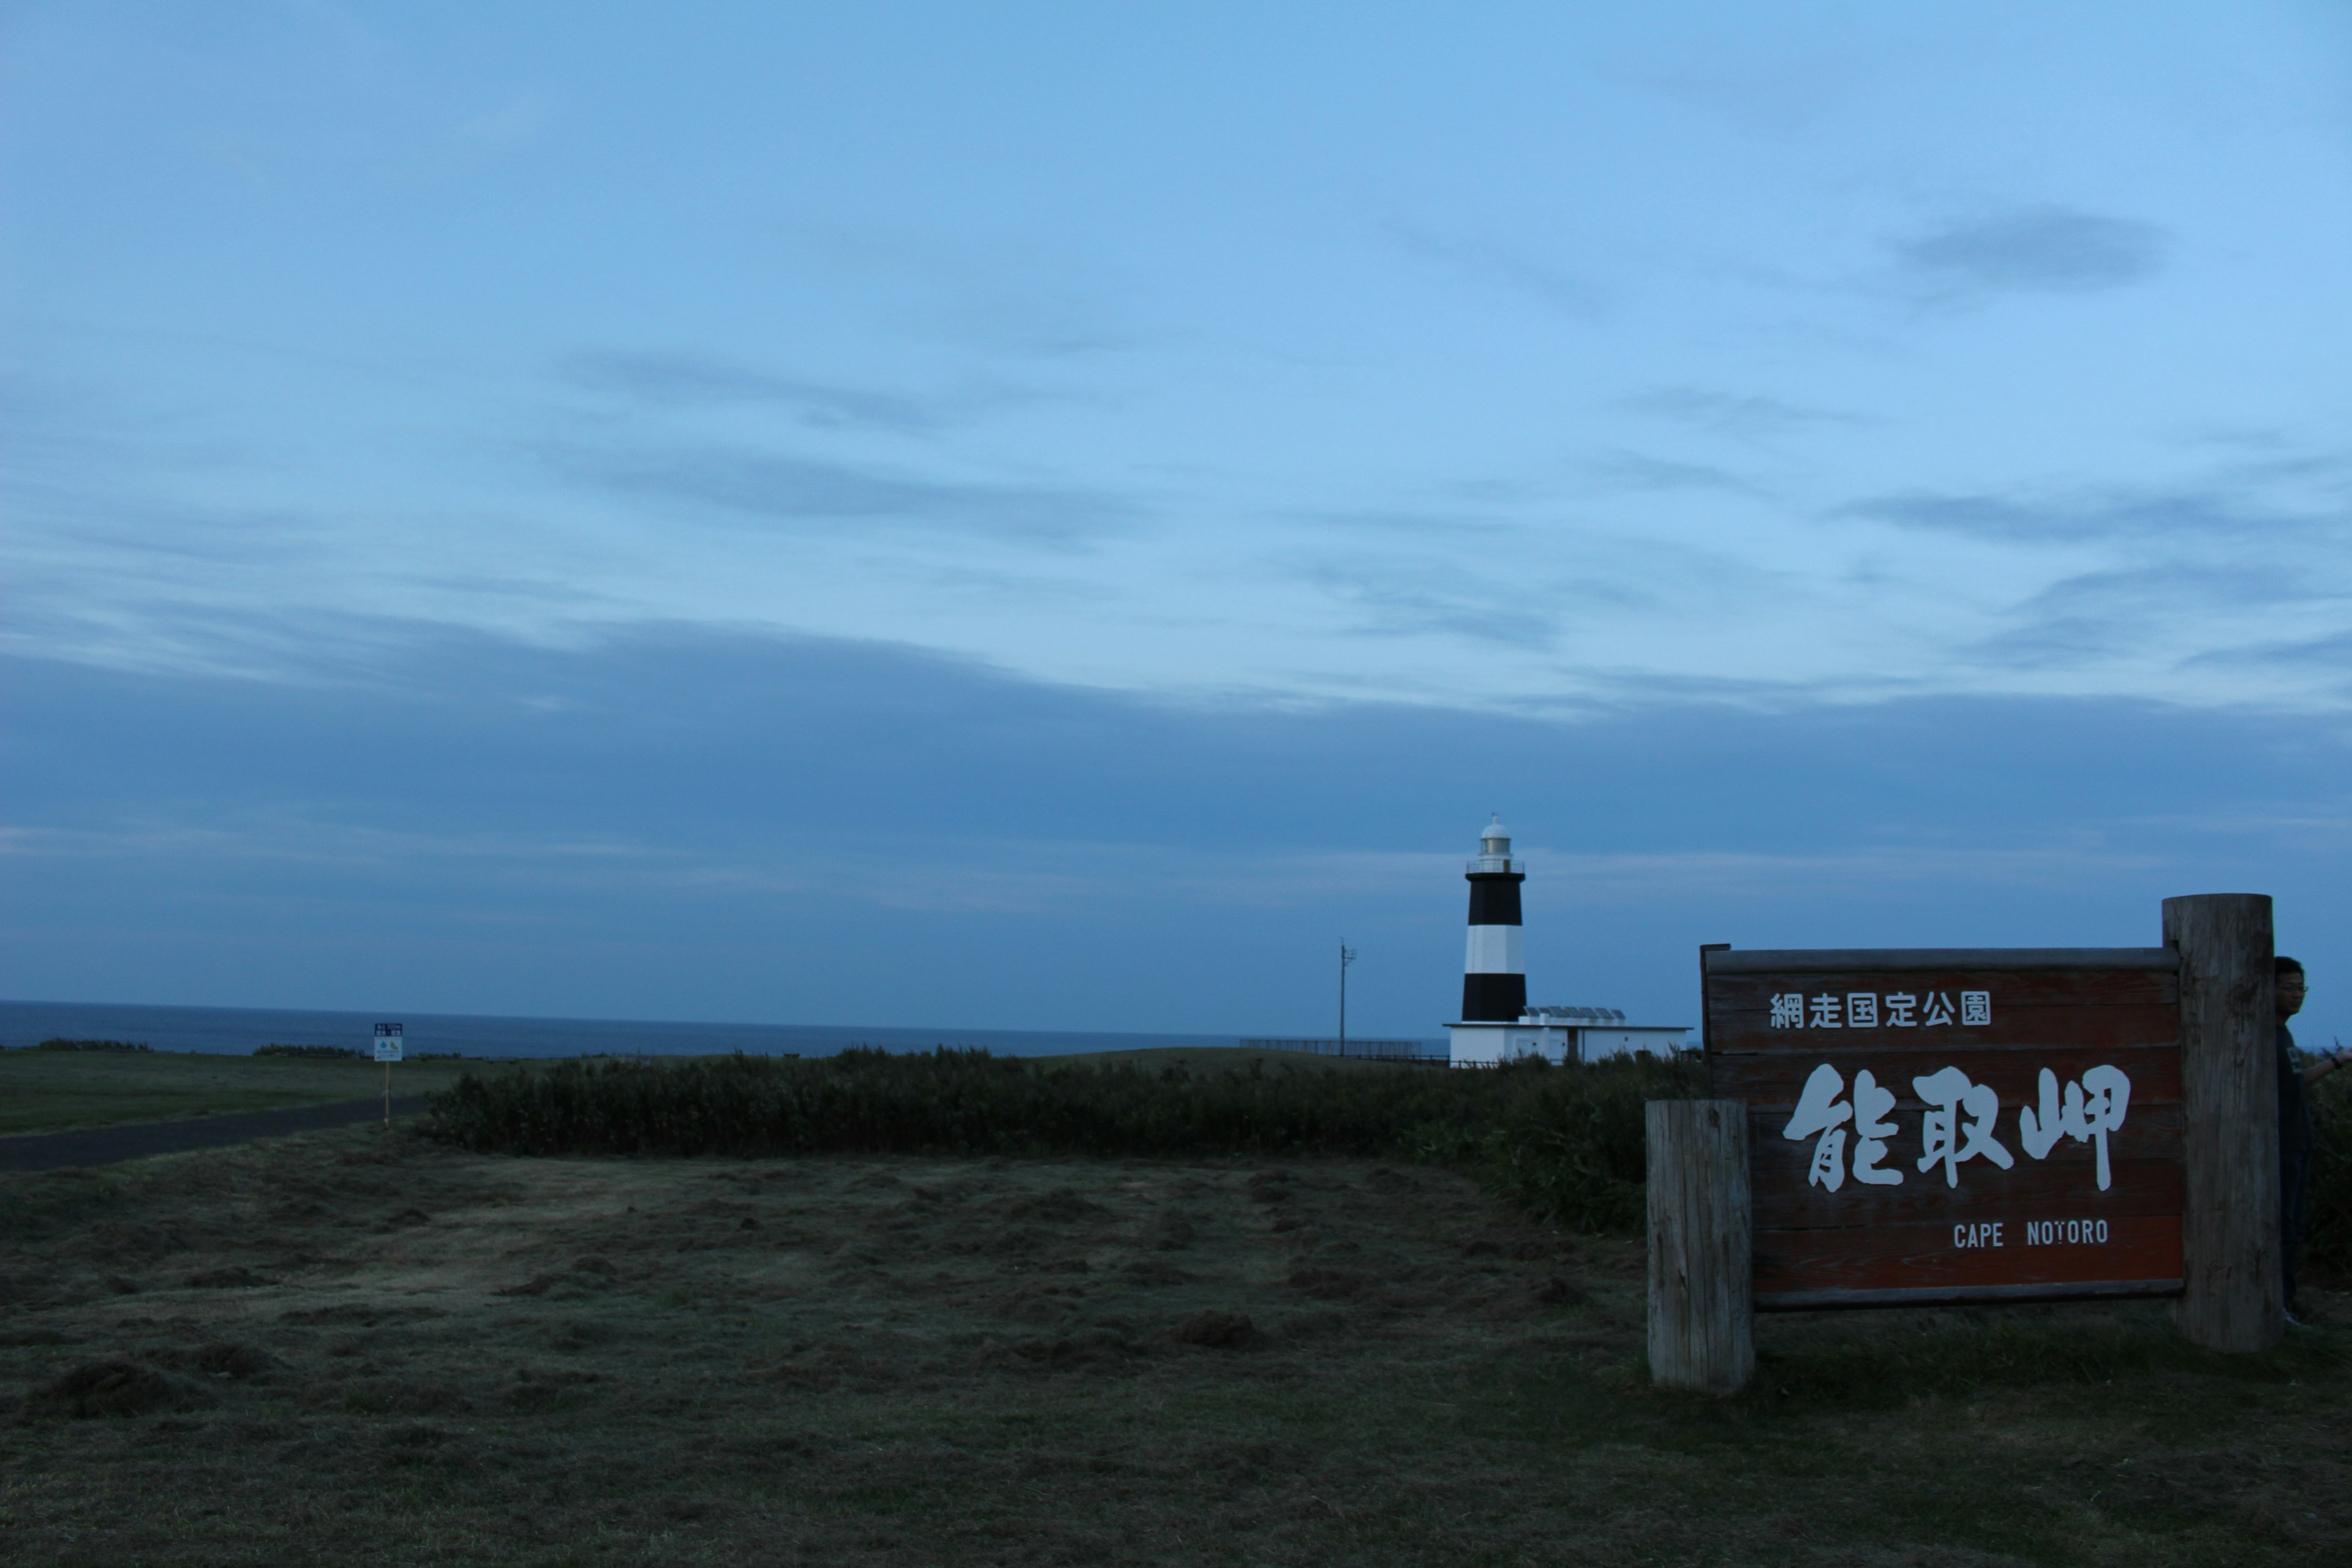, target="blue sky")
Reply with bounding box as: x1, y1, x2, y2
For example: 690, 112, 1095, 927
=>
4, 3, 2350, 1042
